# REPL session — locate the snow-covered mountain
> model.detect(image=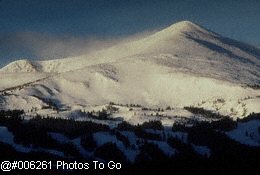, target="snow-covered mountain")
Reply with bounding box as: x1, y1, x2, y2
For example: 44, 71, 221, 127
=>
1, 21, 260, 84
0, 21, 259, 119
